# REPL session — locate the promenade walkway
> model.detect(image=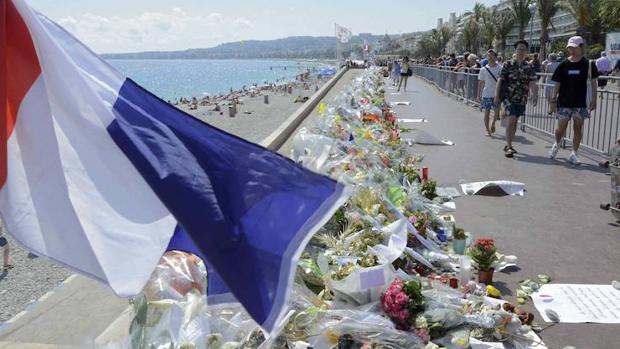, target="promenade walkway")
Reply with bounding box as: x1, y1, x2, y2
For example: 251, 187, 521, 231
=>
389, 76, 619, 348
